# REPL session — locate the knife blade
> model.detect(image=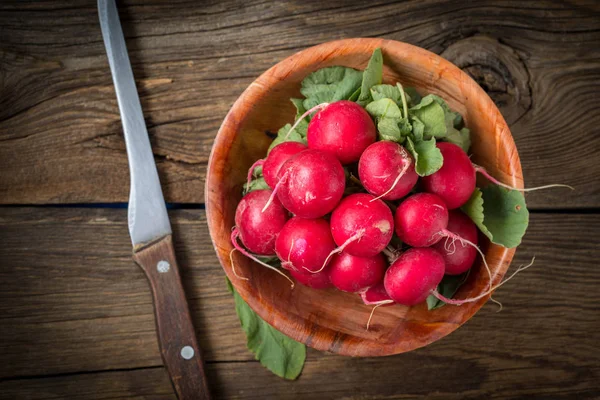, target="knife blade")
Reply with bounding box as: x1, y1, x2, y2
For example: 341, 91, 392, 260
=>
98, 0, 170, 248
98, 1, 211, 398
